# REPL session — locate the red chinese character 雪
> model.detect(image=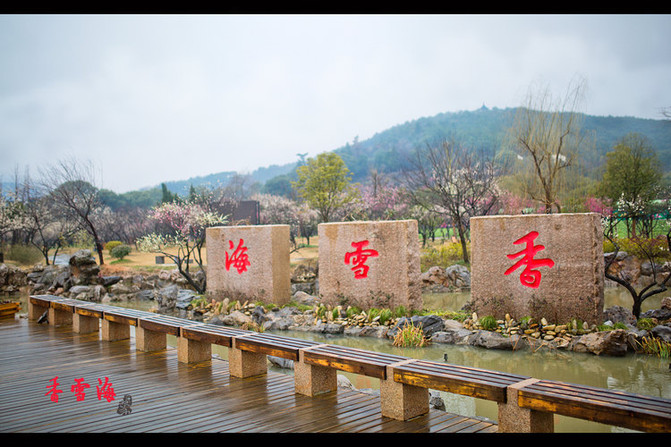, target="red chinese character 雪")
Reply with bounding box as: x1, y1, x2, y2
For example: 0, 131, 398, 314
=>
344, 240, 379, 279
225, 239, 251, 274
71, 377, 90, 401
504, 231, 554, 288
